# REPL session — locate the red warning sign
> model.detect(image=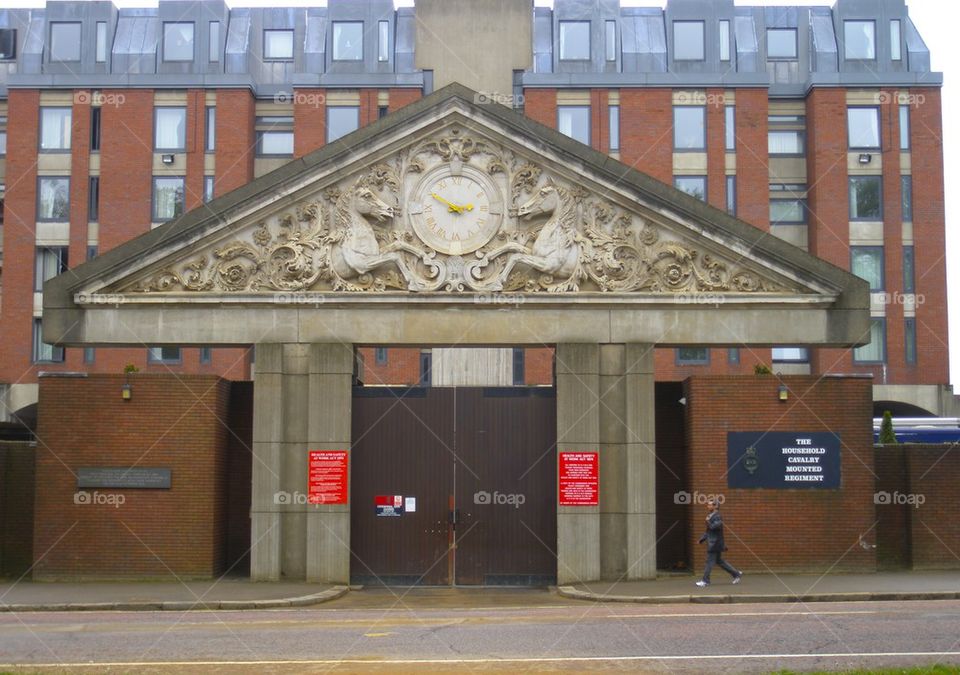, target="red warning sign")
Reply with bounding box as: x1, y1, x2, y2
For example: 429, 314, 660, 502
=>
308, 450, 349, 505
558, 451, 599, 506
